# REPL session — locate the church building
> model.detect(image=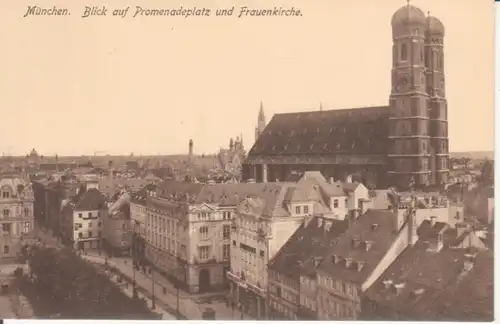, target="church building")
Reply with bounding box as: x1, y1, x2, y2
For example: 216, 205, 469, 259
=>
242, 3, 449, 190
